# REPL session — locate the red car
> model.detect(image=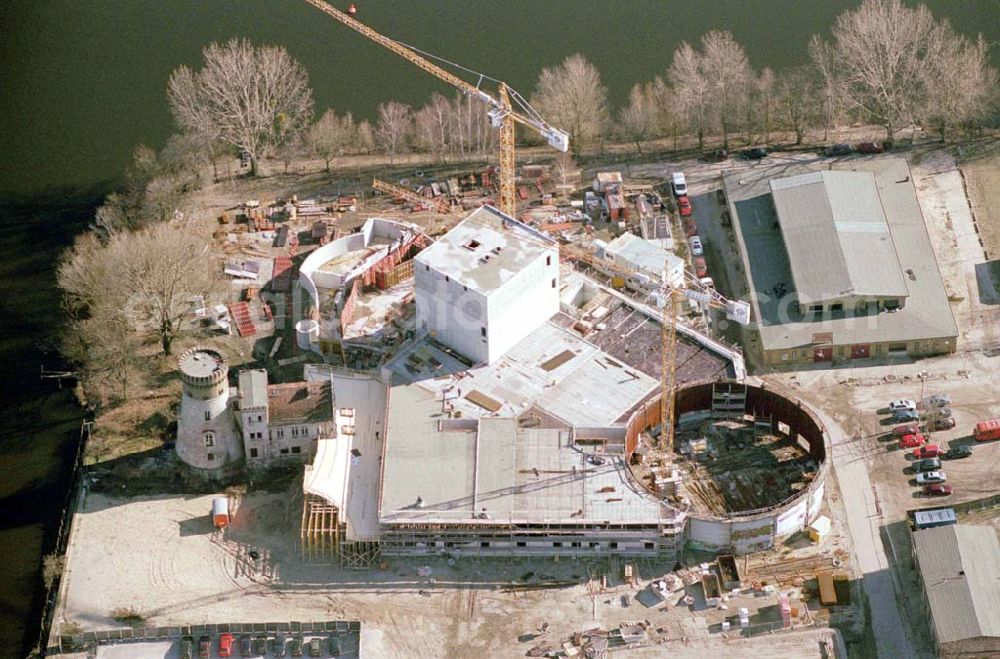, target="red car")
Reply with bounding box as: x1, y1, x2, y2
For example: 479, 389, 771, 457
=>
892, 423, 920, 438
899, 433, 926, 449
218, 633, 235, 657
678, 195, 692, 216
856, 141, 884, 153
912, 444, 943, 459
924, 483, 953, 496
693, 256, 708, 278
